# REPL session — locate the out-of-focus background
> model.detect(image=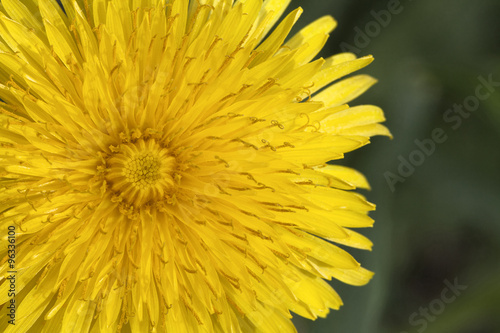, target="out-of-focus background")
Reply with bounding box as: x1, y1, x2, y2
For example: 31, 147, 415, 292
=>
285, 0, 500, 332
